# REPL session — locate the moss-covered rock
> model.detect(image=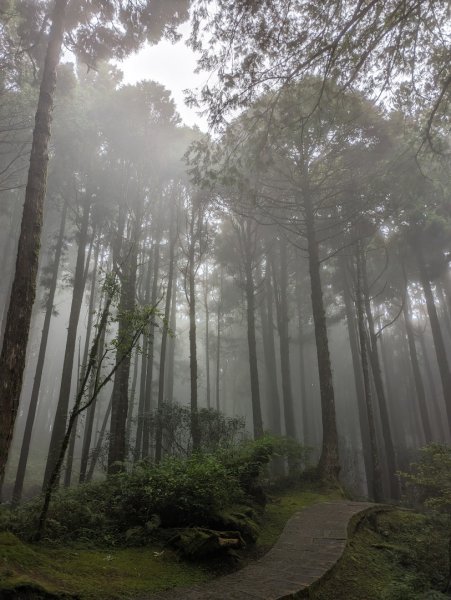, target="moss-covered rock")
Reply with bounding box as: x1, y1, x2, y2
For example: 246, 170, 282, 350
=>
172, 527, 245, 559
210, 507, 261, 543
